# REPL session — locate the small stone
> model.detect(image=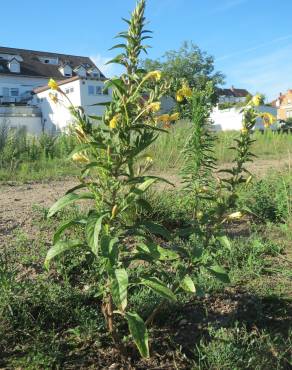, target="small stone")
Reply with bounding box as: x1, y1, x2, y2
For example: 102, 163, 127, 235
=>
179, 319, 187, 326
108, 364, 119, 370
